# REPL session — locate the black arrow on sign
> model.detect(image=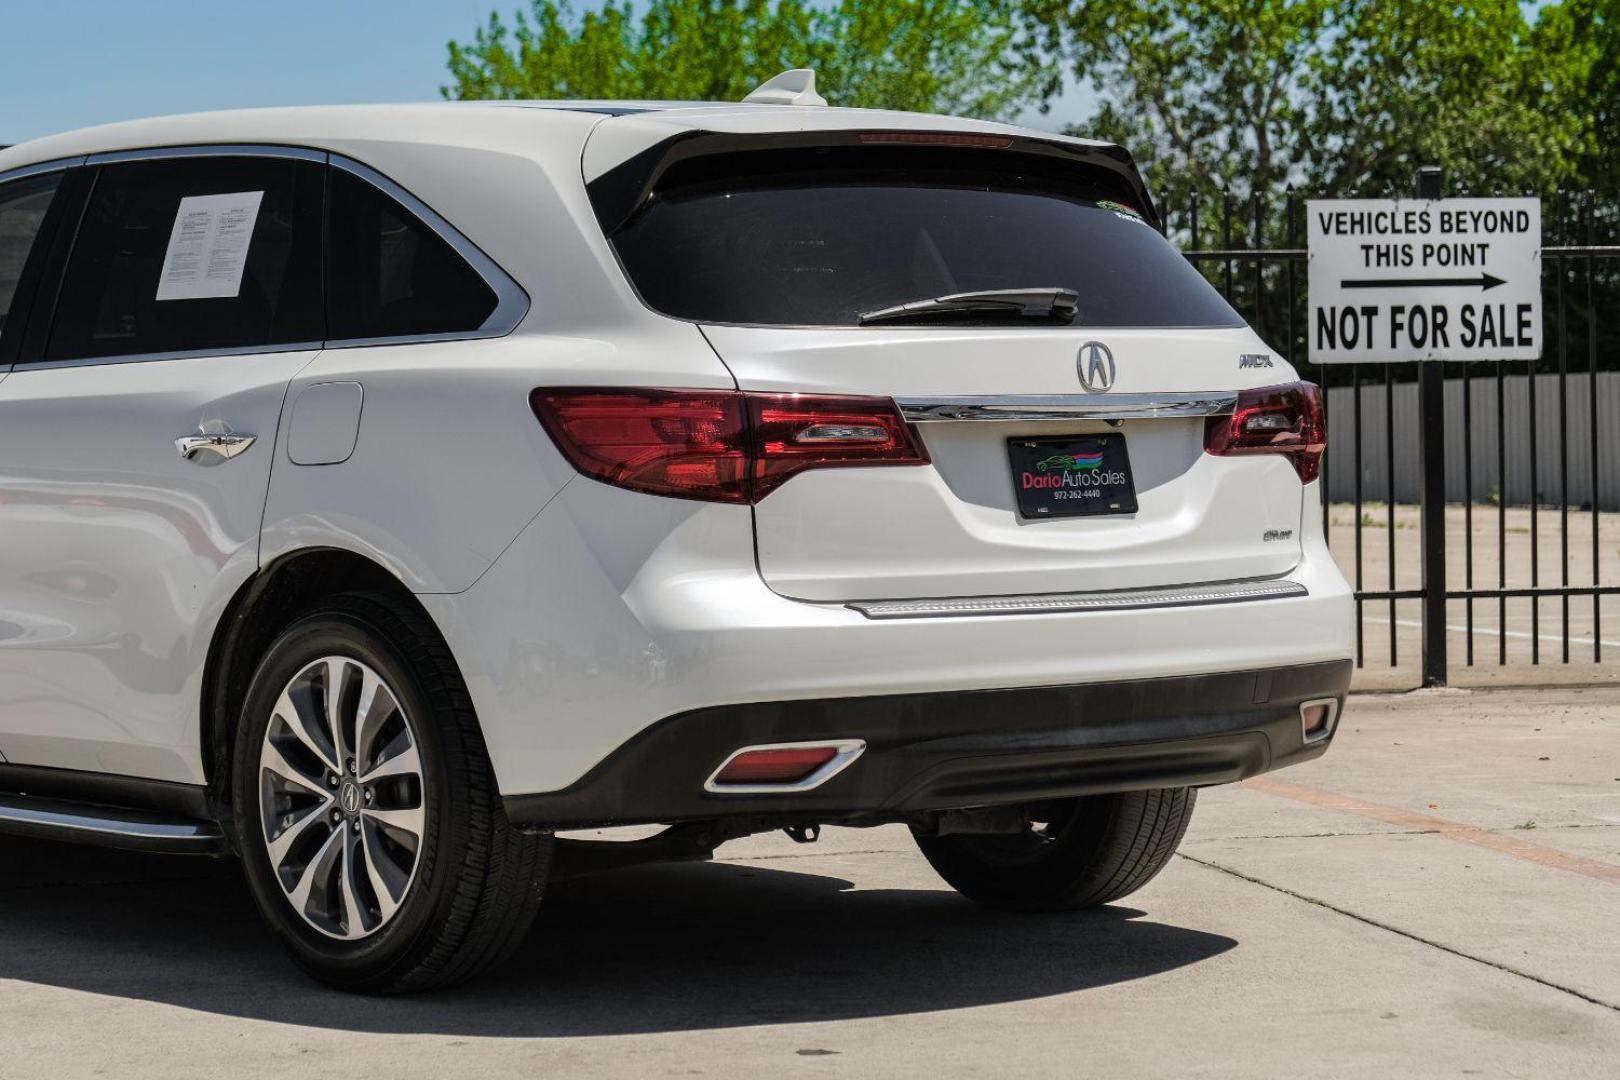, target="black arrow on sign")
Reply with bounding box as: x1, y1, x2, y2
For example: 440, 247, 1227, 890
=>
1340, 273, 1507, 291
